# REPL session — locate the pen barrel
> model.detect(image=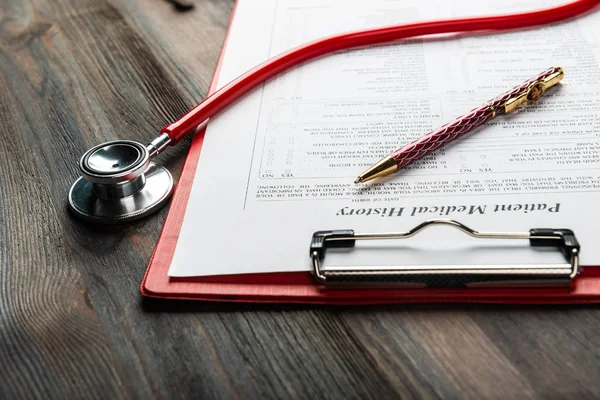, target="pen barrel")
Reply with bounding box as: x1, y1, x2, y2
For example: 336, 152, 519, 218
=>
391, 103, 494, 168
390, 66, 563, 168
